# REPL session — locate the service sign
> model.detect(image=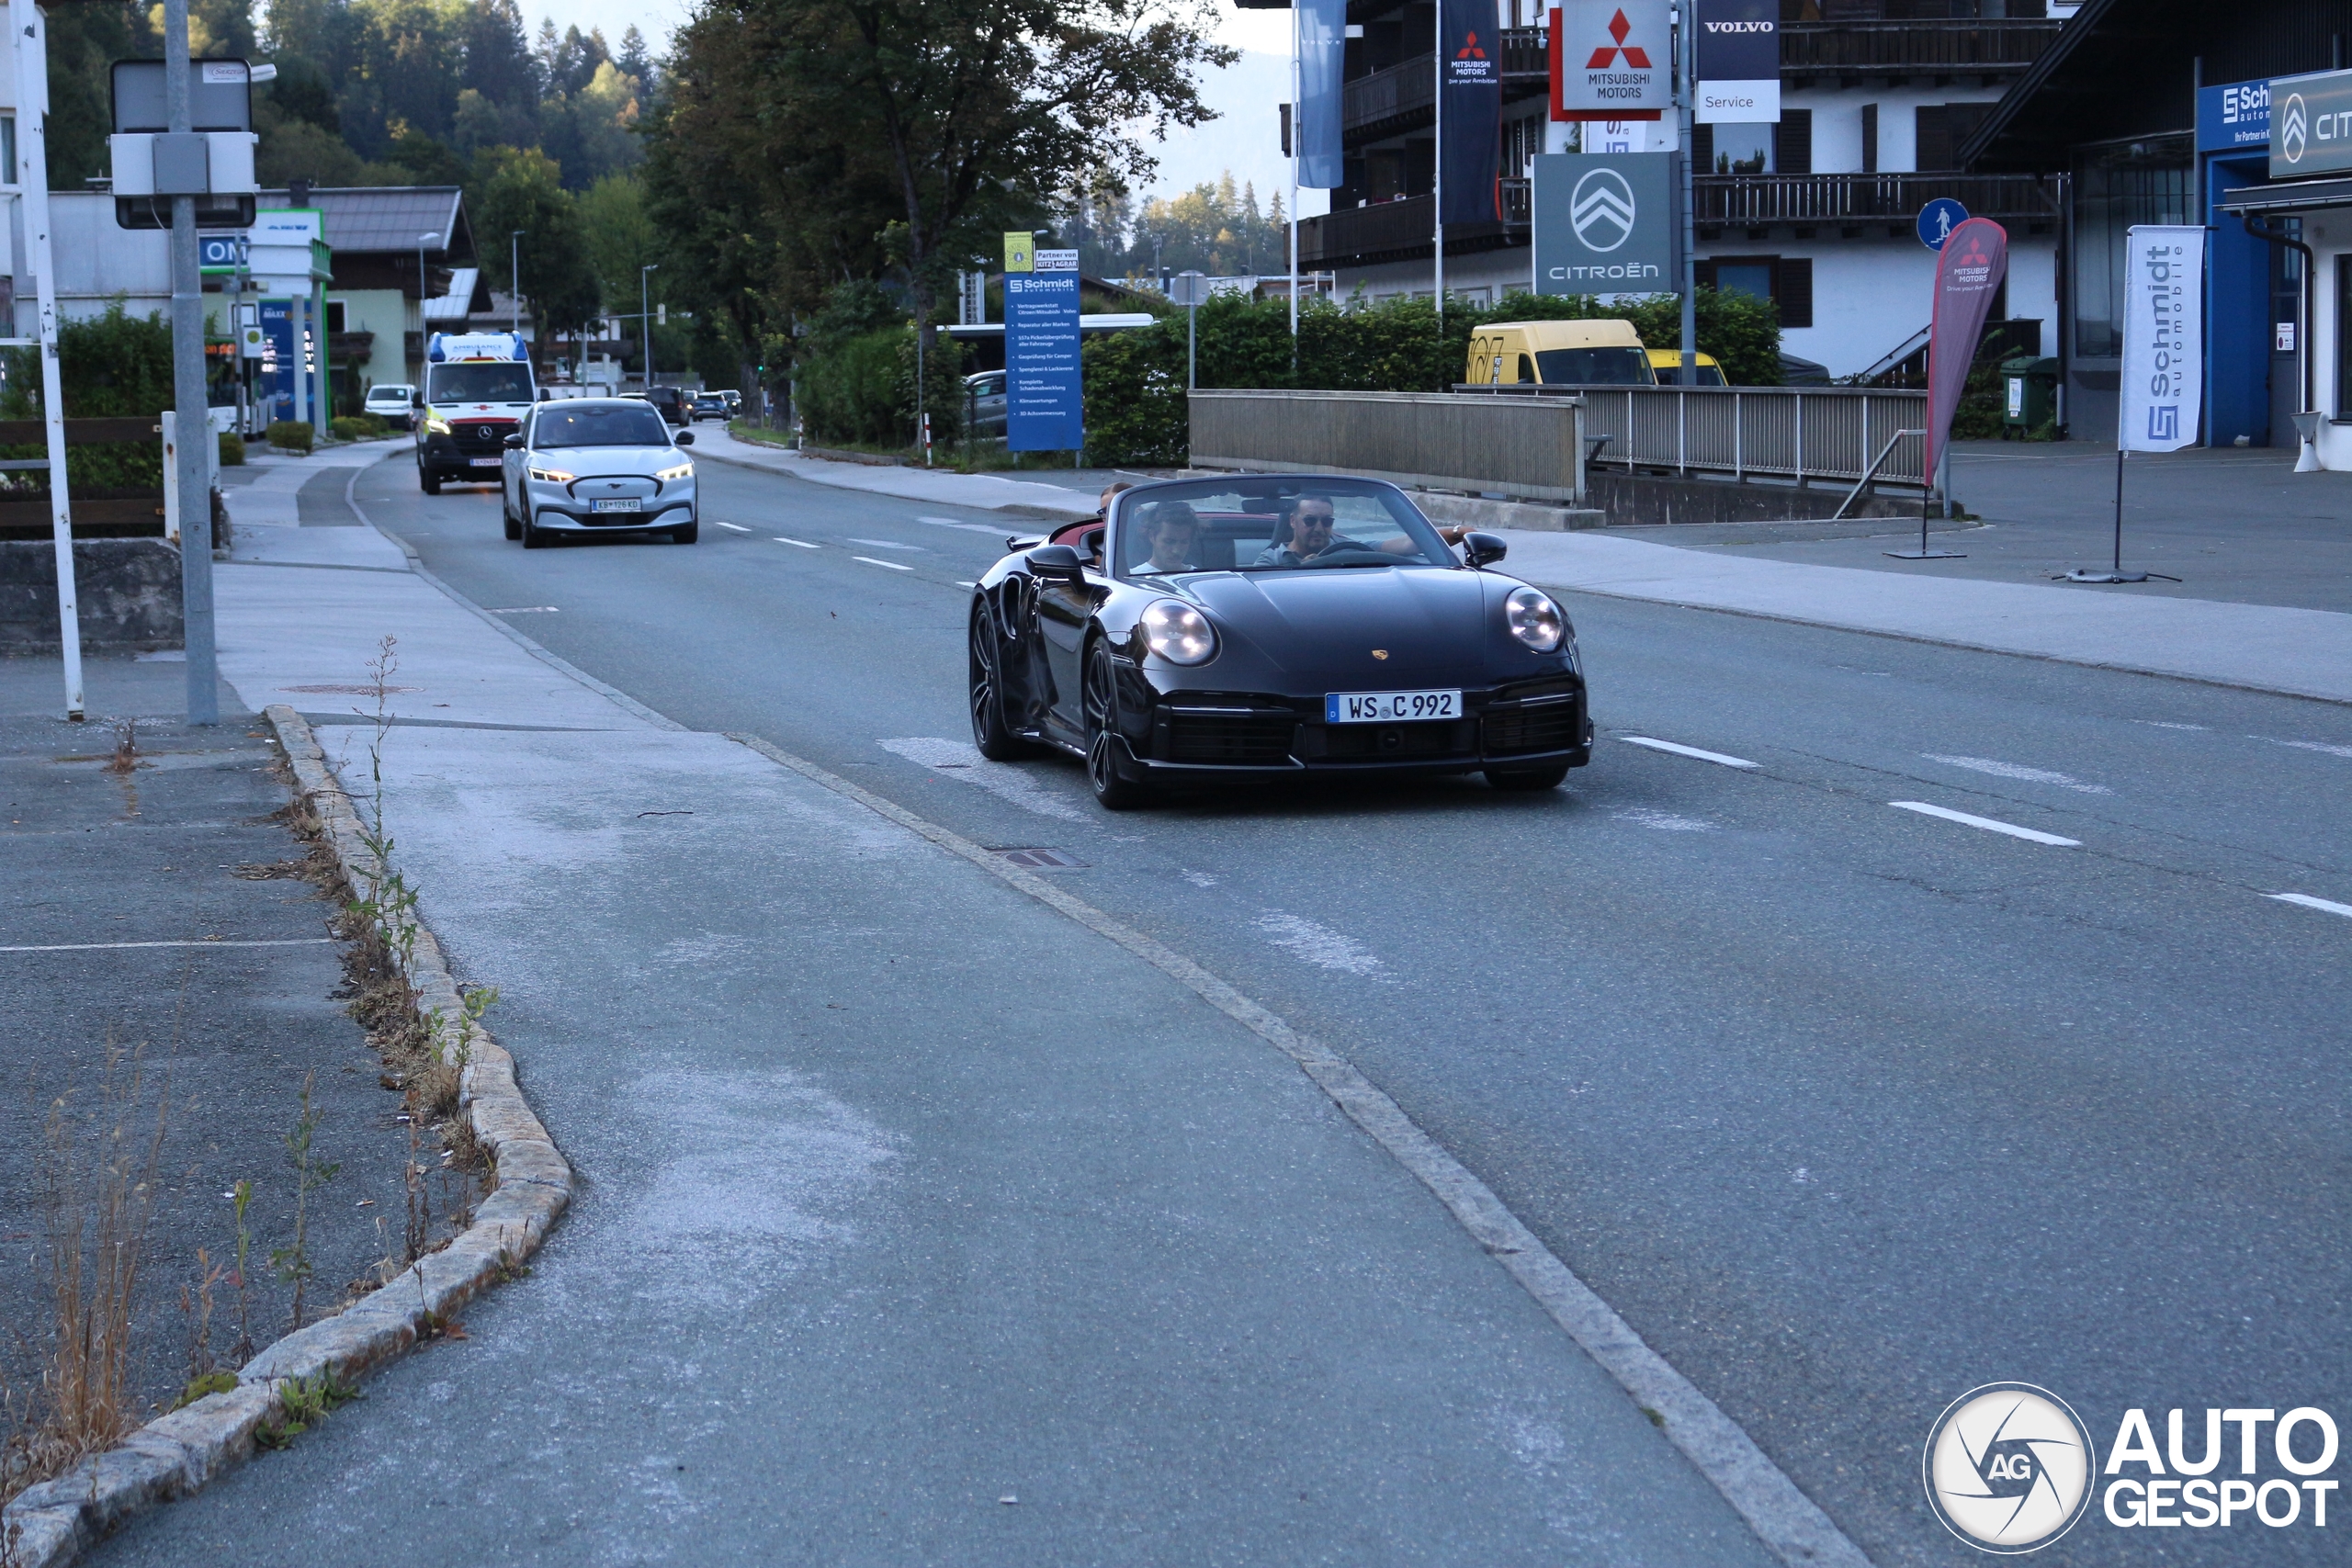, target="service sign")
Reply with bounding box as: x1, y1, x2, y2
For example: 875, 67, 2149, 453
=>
1531, 152, 1676, 297
1693, 0, 1780, 124
2270, 67, 2352, 178
1549, 0, 1668, 122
